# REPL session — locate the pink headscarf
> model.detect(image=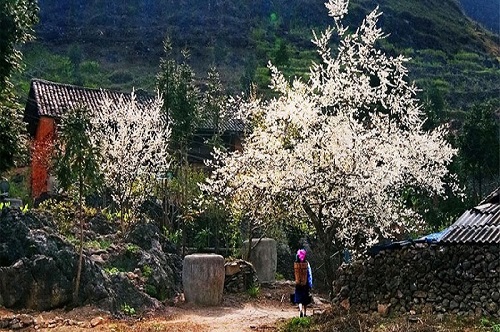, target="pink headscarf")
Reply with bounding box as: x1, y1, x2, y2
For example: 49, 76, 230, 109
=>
297, 249, 306, 262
